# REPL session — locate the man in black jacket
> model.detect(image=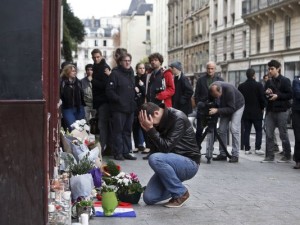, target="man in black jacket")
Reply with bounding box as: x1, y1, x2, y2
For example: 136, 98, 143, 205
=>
91, 49, 111, 152
170, 61, 194, 116
106, 53, 137, 160
194, 61, 223, 149
238, 68, 266, 155
262, 60, 292, 163
139, 102, 200, 208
